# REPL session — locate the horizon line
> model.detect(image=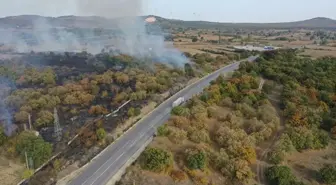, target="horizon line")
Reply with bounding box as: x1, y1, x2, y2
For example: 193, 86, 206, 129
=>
0, 14, 334, 24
